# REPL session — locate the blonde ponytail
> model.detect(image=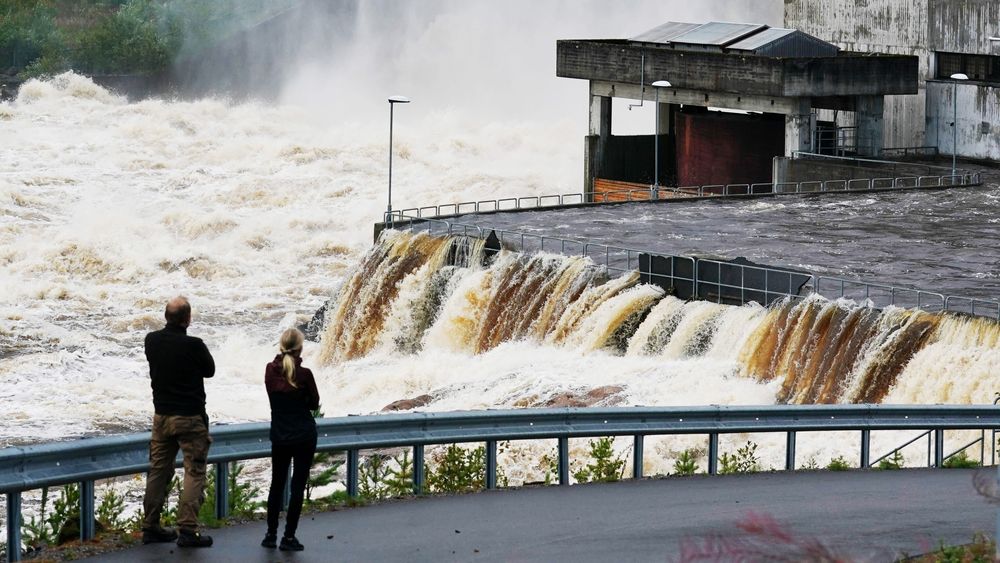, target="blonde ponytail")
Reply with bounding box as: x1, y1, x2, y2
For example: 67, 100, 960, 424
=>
279, 328, 304, 388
